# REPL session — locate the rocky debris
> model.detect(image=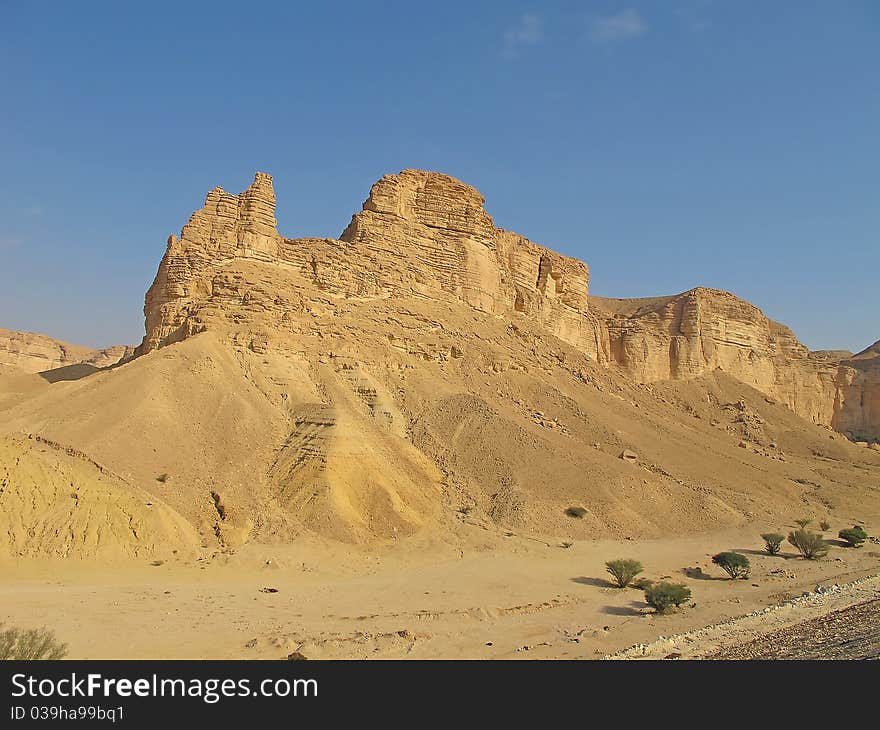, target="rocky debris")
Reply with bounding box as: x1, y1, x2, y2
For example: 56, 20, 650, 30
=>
770, 568, 798, 579
709, 598, 880, 660
606, 574, 880, 660
619, 449, 639, 462
530, 411, 568, 433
